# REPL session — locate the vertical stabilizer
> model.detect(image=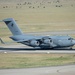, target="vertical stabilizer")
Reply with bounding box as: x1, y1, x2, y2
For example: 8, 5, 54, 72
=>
3, 18, 23, 35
